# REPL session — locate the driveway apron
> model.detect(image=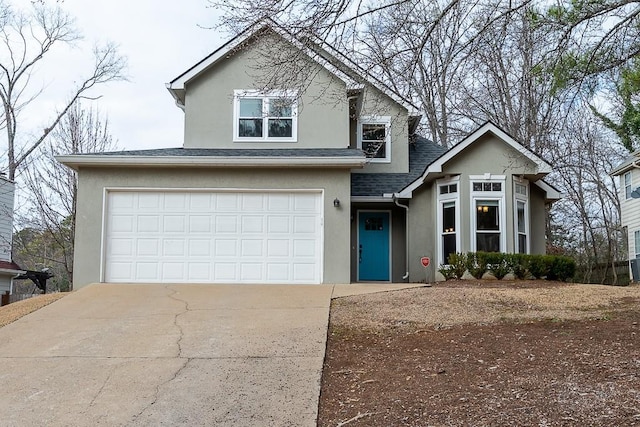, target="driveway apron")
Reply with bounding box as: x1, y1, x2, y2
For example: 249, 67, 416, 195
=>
0, 284, 333, 426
